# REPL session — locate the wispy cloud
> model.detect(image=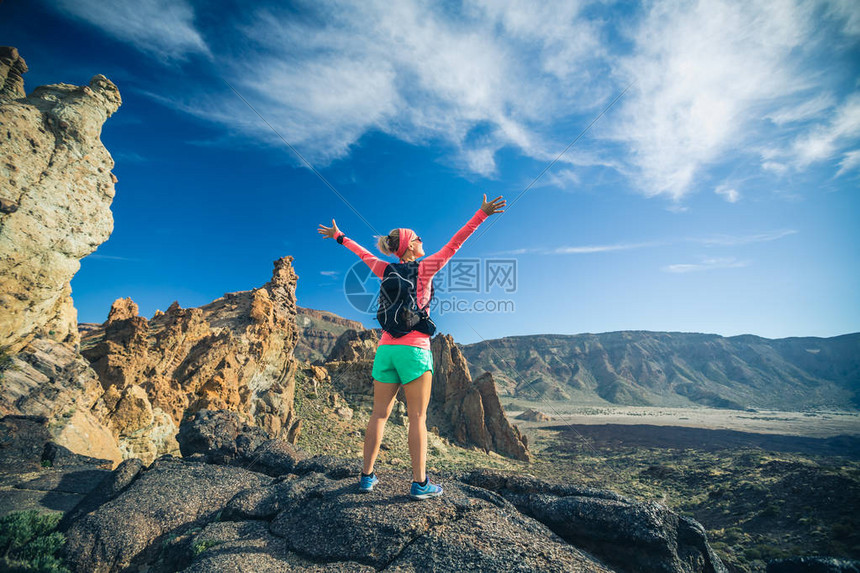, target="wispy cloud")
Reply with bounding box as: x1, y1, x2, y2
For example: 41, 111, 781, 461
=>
790, 93, 860, 169
765, 93, 835, 125
320, 271, 340, 277
112, 150, 148, 164
609, 0, 820, 200
662, 257, 749, 273
493, 241, 663, 256
836, 149, 860, 176
693, 229, 798, 246
52, 0, 211, 62
552, 242, 663, 254
85, 254, 140, 262
715, 184, 740, 203
494, 228, 796, 256
53, 0, 860, 198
